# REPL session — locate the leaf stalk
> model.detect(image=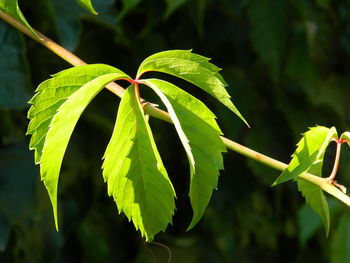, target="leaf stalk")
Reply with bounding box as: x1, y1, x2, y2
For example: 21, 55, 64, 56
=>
327, 138, 343, 183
